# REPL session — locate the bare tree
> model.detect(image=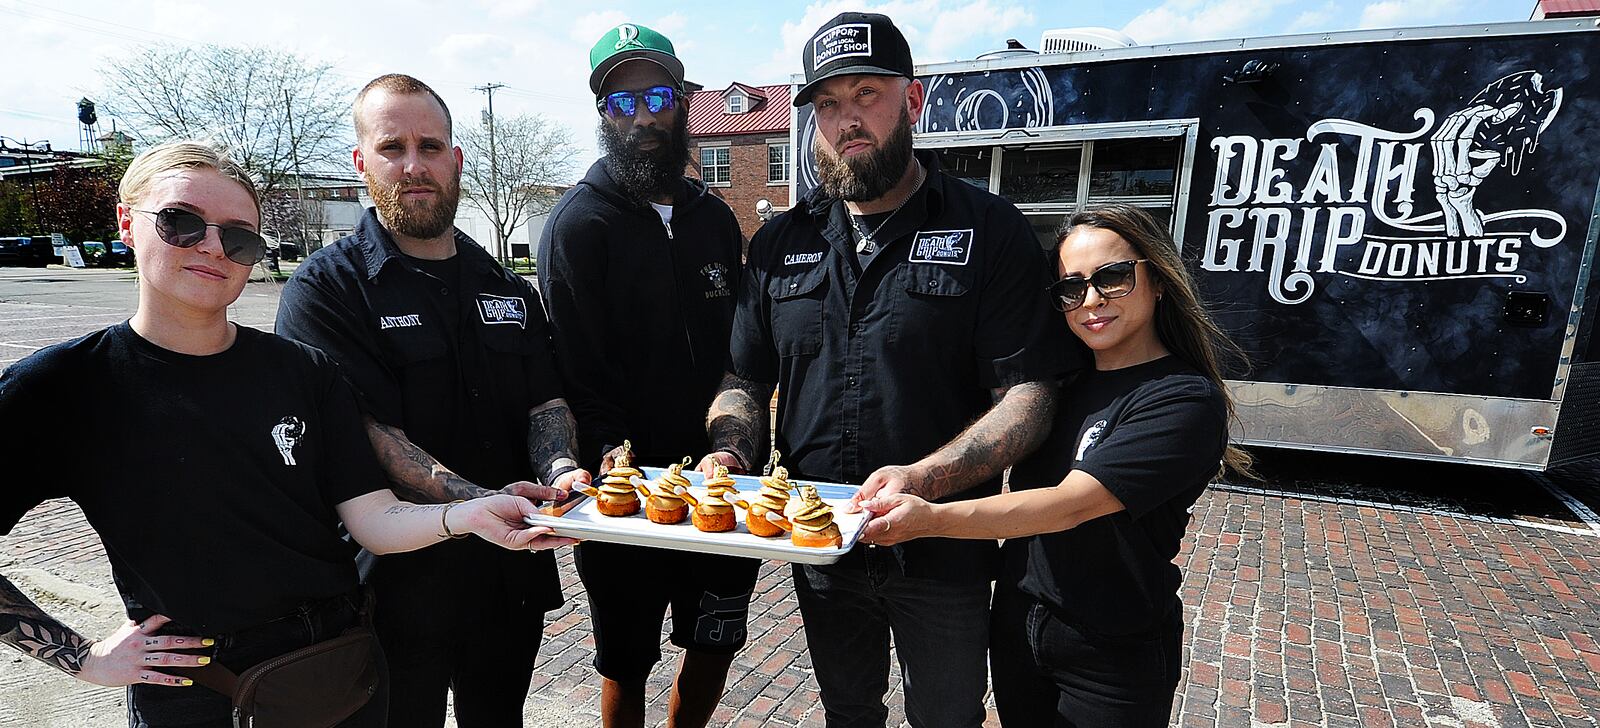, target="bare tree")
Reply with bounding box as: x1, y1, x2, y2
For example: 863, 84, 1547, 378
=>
99, 44, 352, 207
458, 113, 577, 263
